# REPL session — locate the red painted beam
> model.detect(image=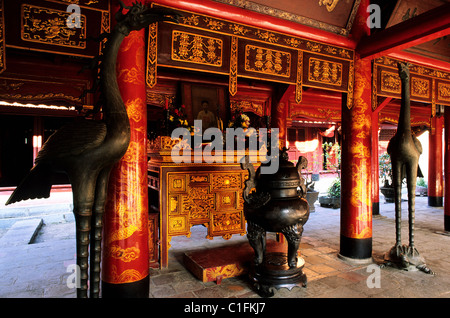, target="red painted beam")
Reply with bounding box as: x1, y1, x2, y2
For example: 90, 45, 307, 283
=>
357, 3, 450, 60
149, 0, 357, 49
388, 51, 450, 73
374, 97, 393, 113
